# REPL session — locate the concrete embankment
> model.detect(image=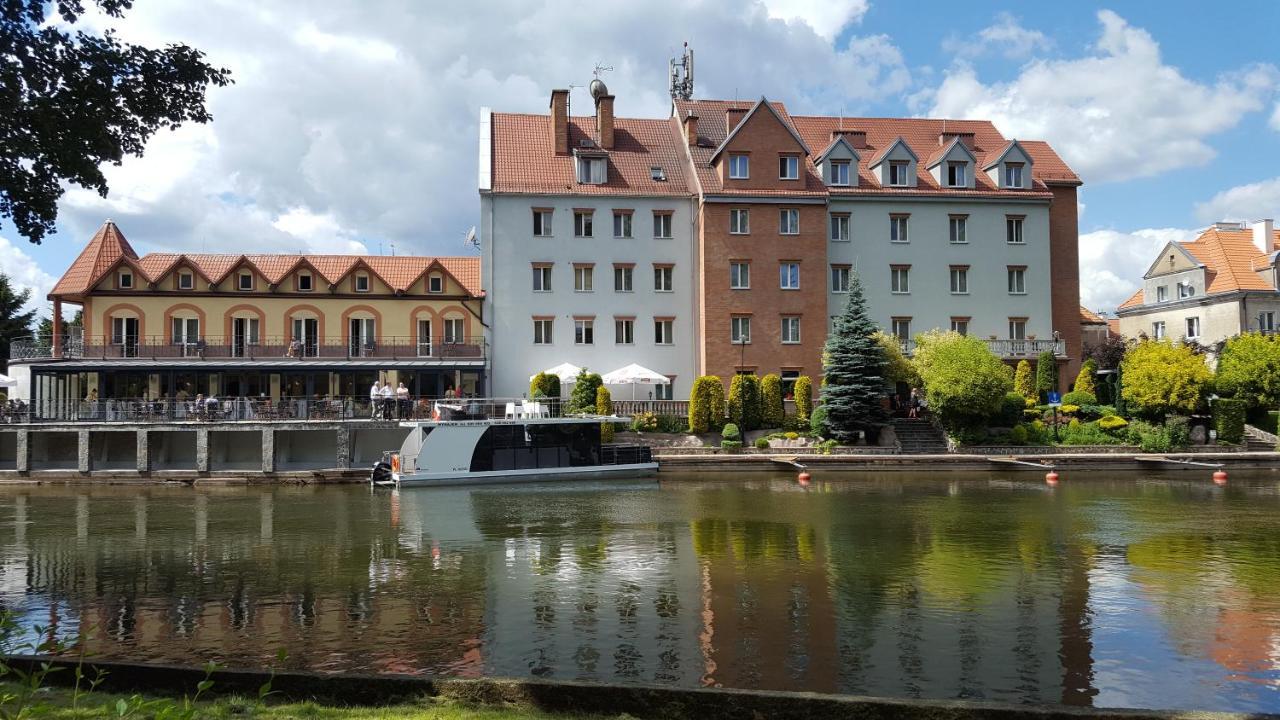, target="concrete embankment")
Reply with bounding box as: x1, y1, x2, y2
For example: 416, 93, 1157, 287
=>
656, 450, 1280, 474
5, 655, 1273, 720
